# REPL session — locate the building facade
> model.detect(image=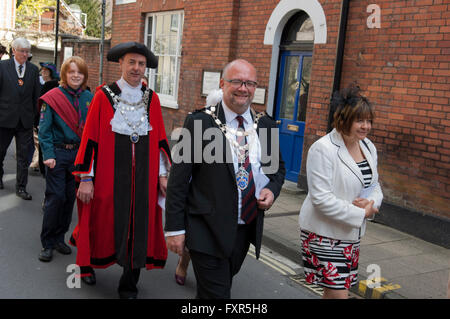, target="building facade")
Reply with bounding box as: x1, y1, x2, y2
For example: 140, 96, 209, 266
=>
64, 0, 450, 246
